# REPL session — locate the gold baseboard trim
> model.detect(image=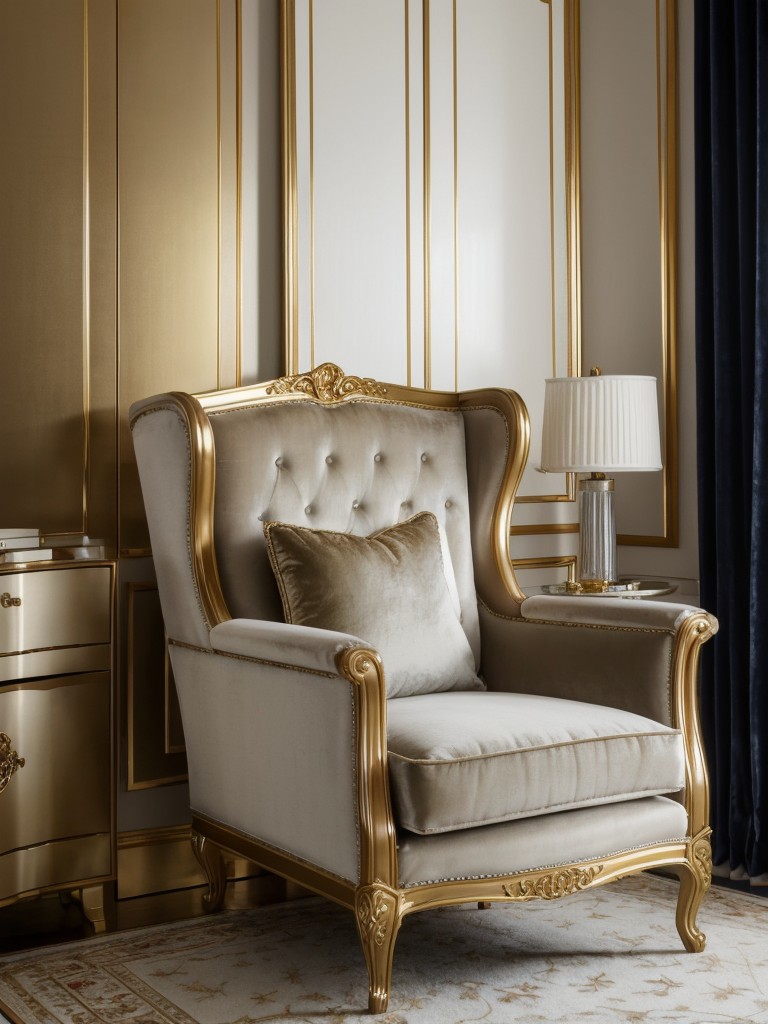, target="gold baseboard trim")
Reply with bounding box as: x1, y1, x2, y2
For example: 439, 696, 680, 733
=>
192, 812, 356, 909
117, 824, 264, 900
